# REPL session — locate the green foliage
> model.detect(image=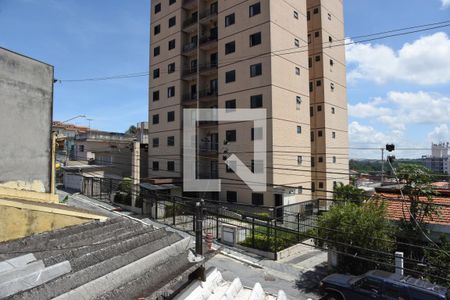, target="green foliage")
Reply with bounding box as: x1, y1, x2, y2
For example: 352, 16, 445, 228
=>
333, 183, 369, 205
424, 235, 450, 287
163, 202, 193, 218
317, 200, 394, 274
118, 177, 132, 193
125, 125, 137, 135
114, 177, 133, 206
